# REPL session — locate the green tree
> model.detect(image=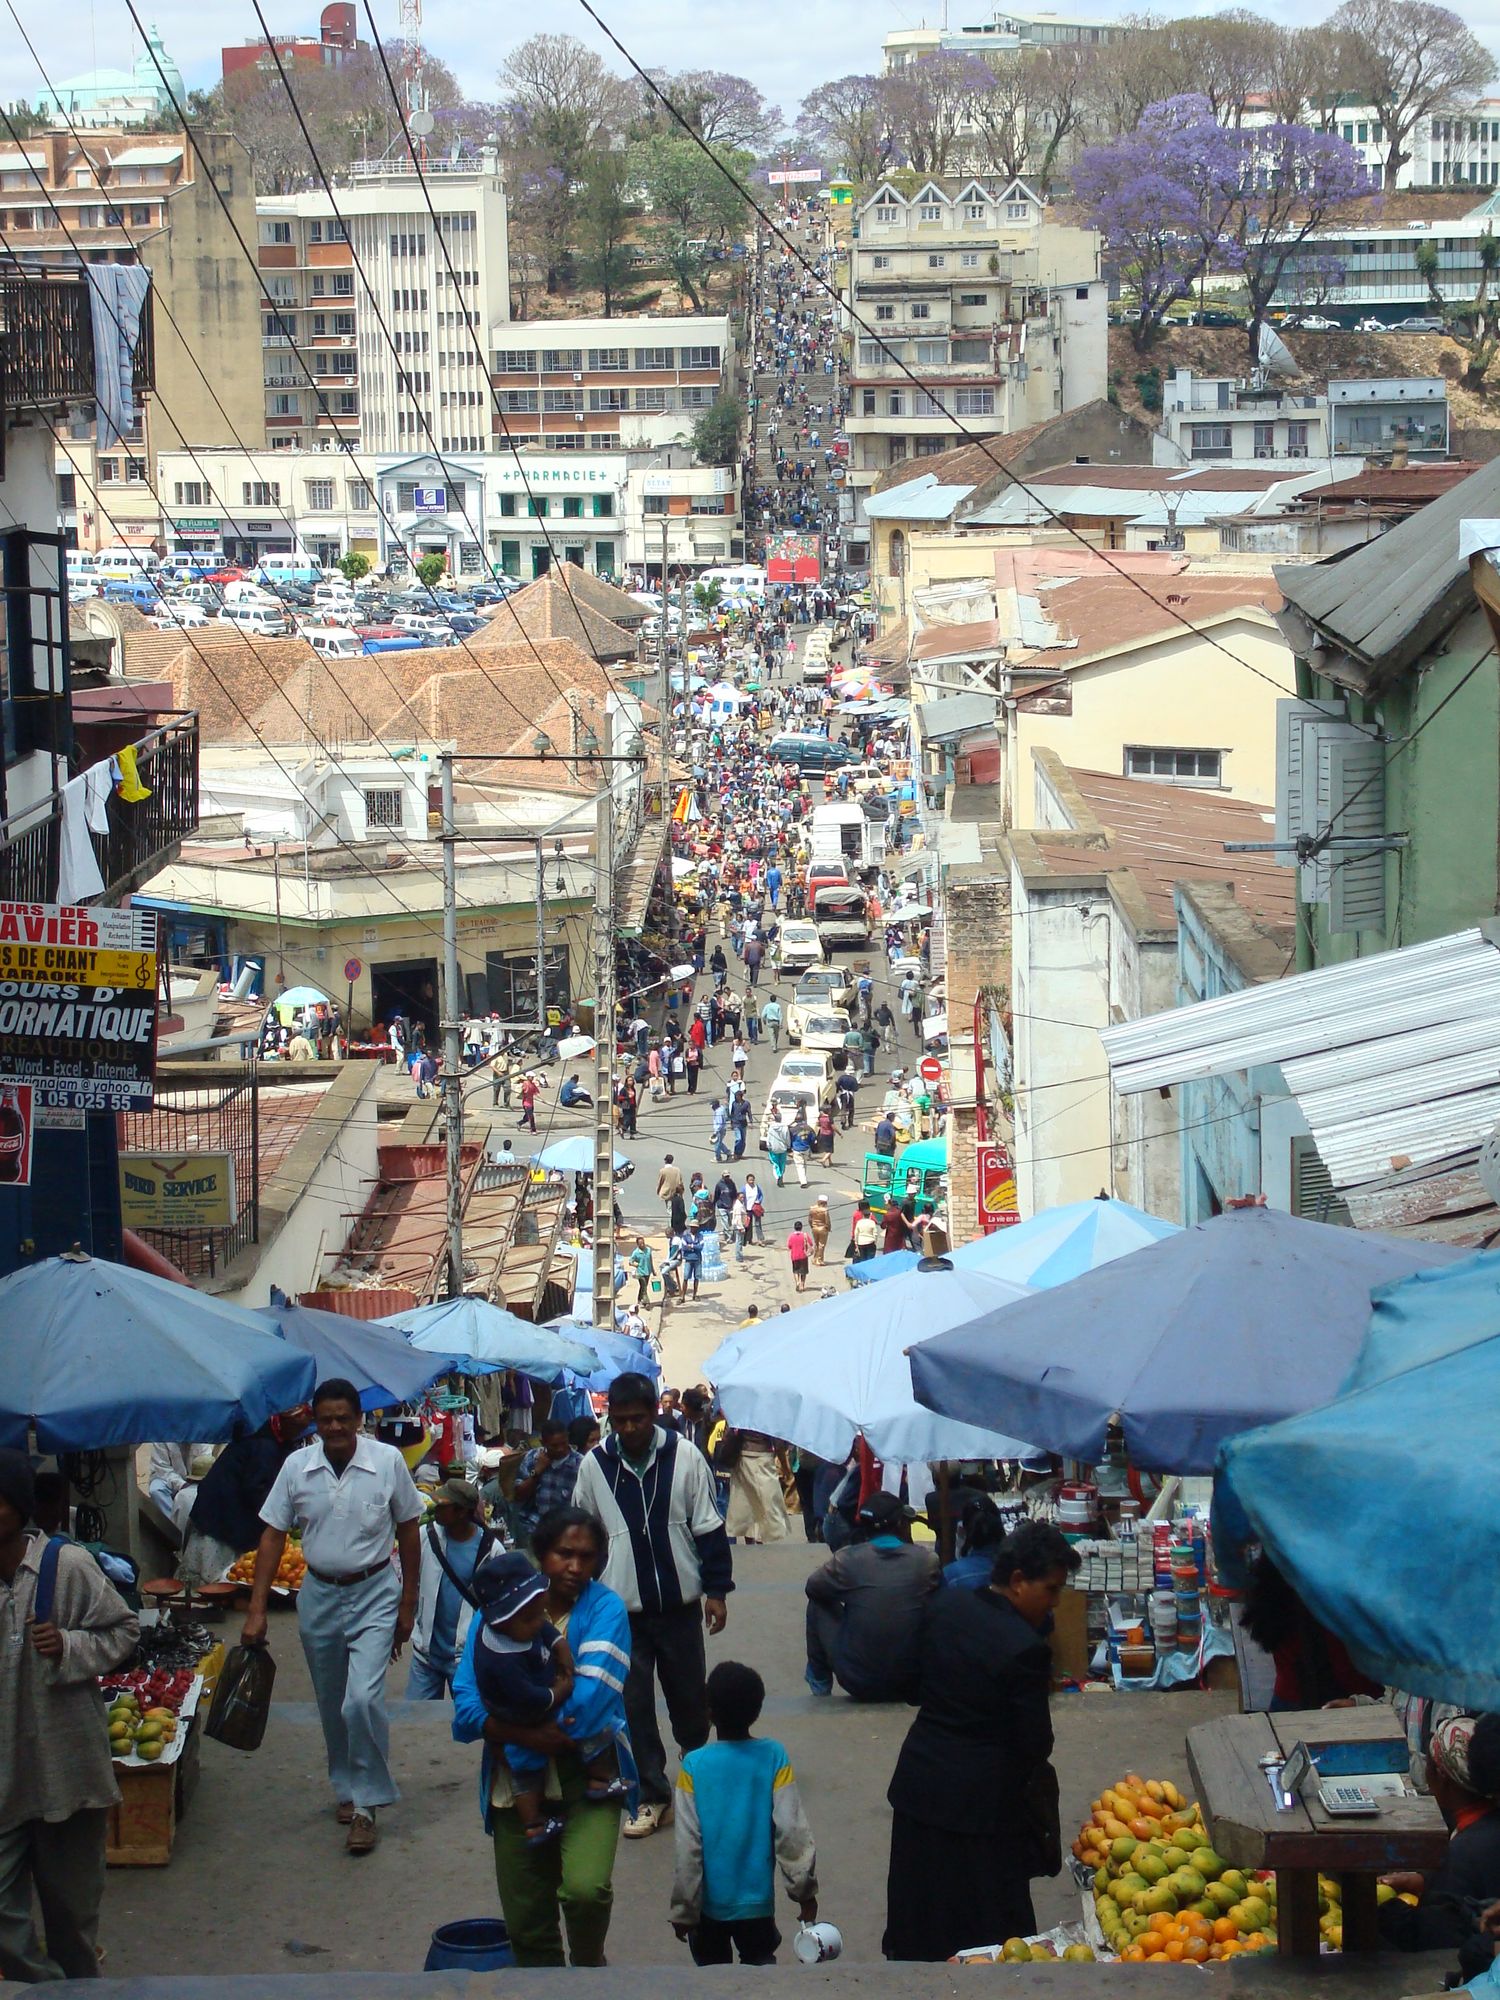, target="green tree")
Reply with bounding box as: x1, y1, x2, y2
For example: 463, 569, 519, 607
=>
1415, 232, 1500, 389
628, 133, 750, 310
691, 395, 744, 468
338, 550, 371, 584
415, 553, 447, 589
575, 155, 635, 316
693, 578, 725, 617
